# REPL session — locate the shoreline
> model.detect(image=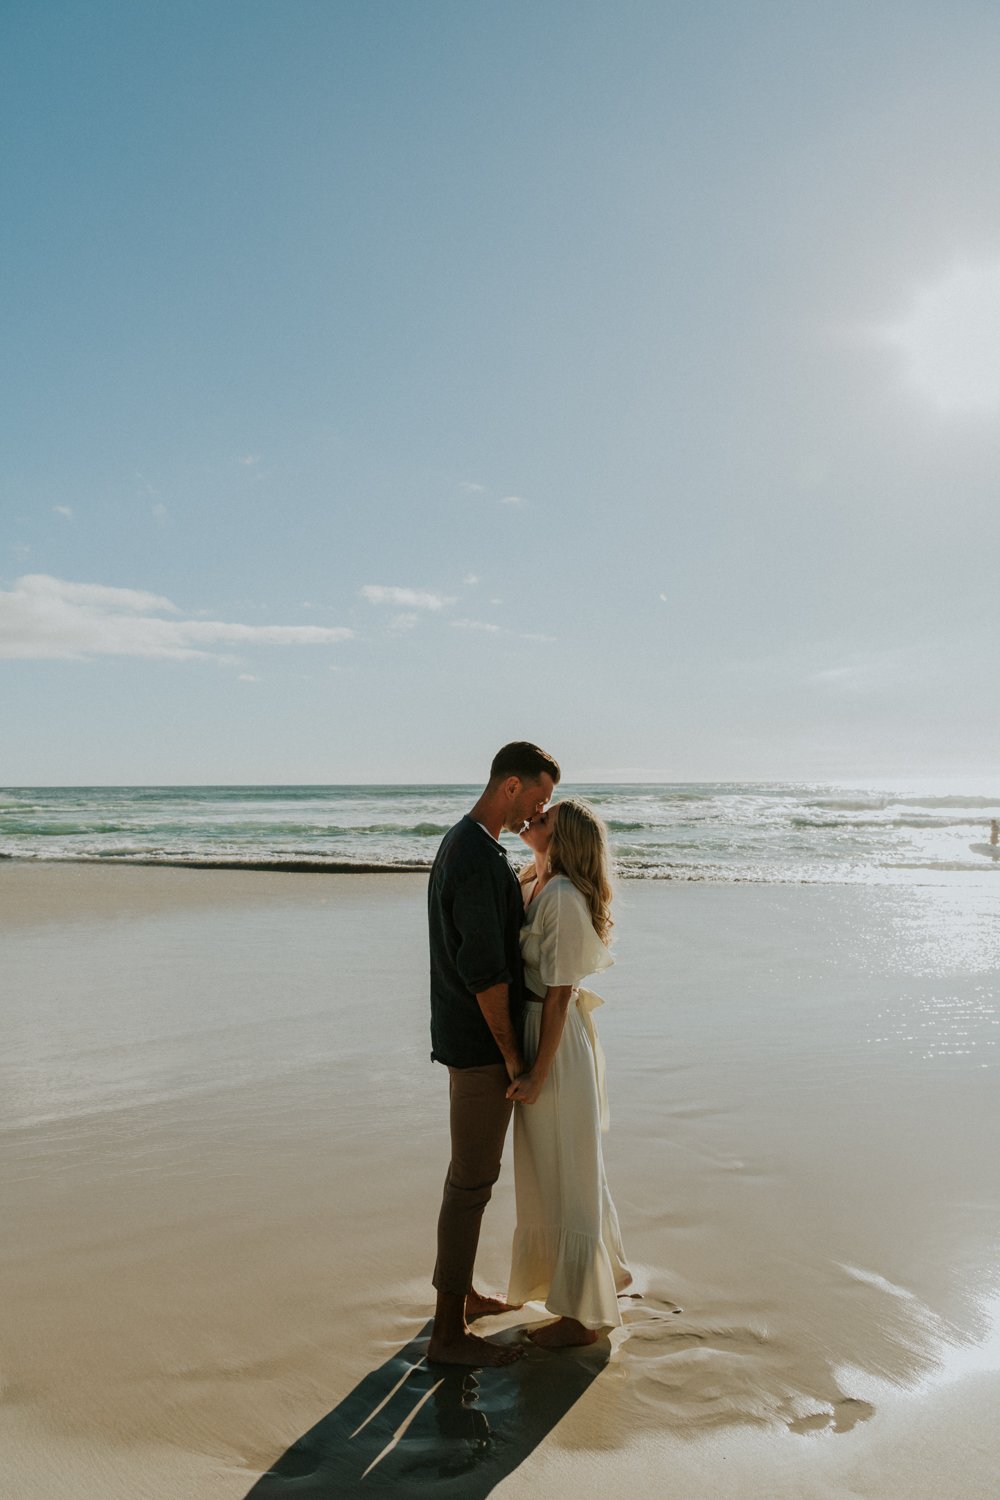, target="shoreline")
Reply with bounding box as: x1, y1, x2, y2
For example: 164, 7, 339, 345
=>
2, 851, 997, 885
0, 852, 431, 874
